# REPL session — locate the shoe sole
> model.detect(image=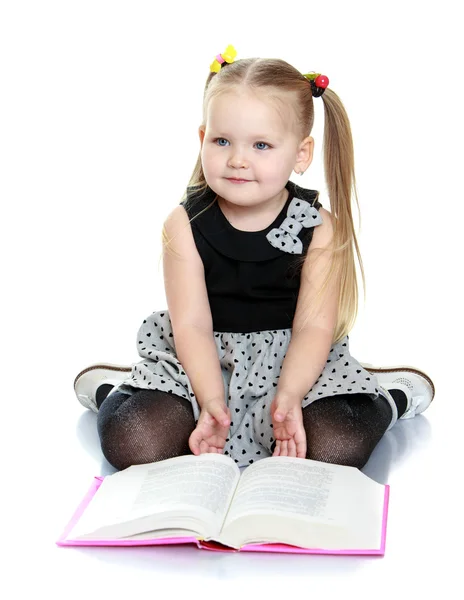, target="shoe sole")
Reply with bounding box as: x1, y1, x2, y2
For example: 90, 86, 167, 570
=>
73, 363, 132, 391
360, 362, 435, 403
